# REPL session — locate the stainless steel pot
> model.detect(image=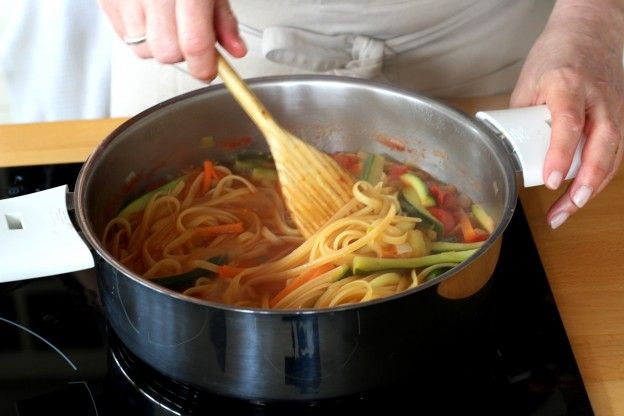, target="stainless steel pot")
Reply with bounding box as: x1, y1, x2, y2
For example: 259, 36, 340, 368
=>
0, 76, 578, 400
